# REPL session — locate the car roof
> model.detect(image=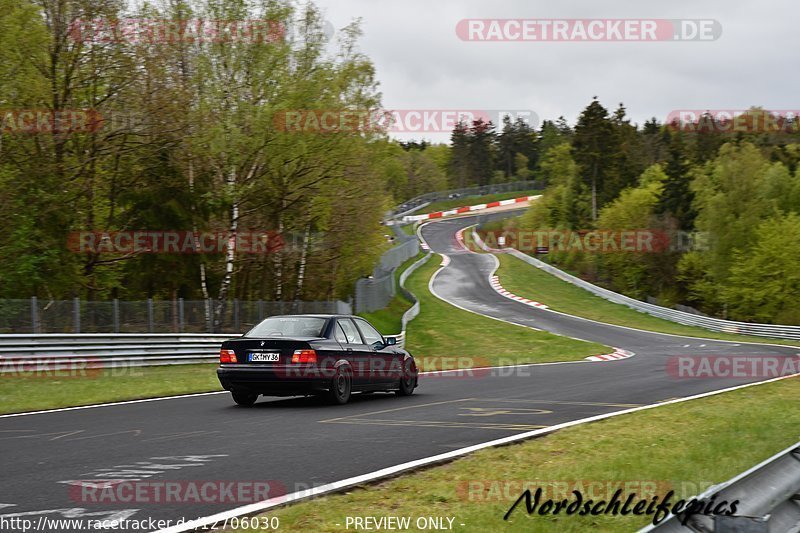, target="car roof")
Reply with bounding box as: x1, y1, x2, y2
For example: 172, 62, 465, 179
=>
266, 314, 359, 319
